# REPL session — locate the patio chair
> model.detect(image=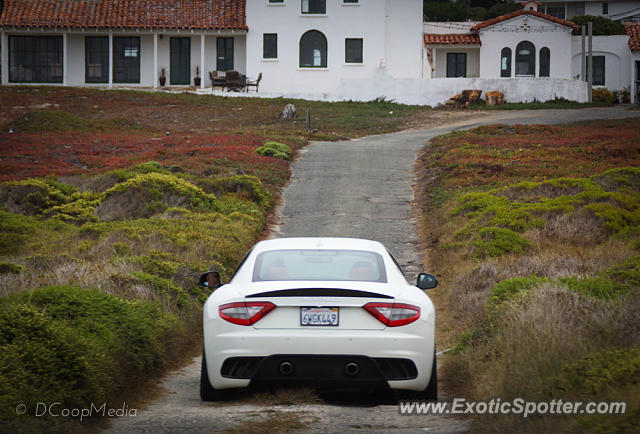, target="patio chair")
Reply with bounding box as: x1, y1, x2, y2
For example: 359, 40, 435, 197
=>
245, 73, 262, 93
225, 71, 246, 92
209, 71, 227, 89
